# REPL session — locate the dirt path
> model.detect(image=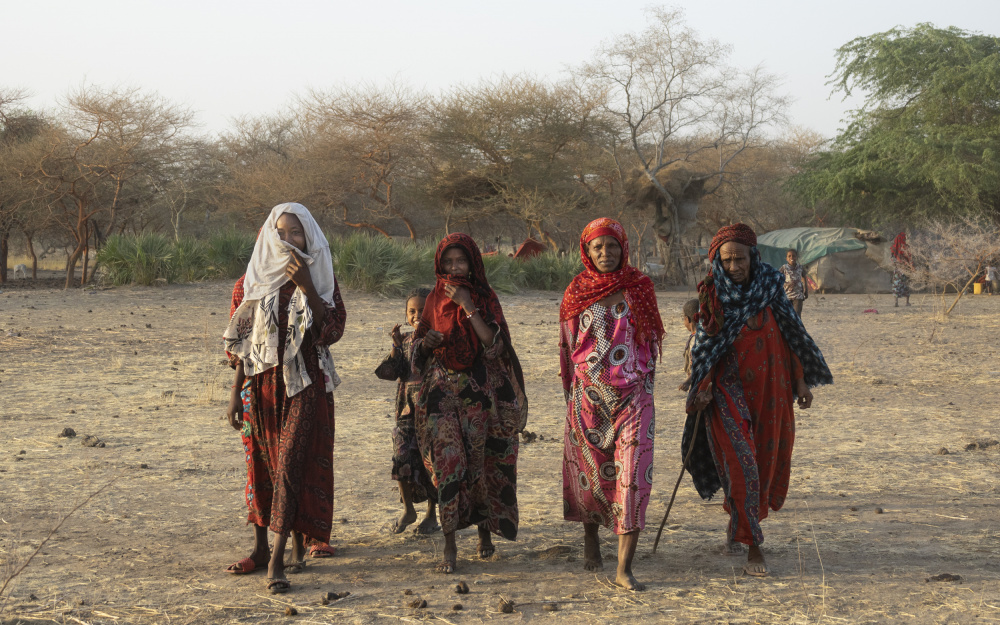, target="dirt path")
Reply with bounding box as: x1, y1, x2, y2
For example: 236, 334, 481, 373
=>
1, 281, 998, 624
